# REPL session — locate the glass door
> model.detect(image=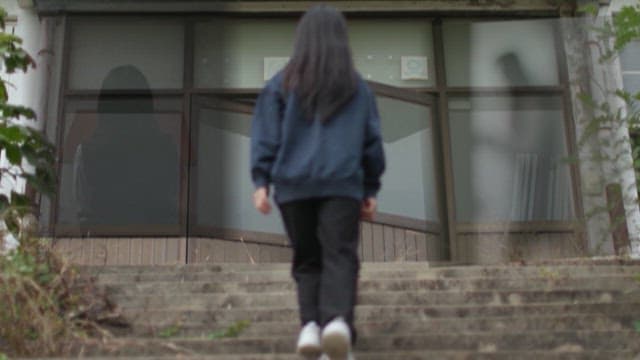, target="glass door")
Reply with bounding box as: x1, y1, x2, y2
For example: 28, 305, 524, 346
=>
187, 95, 290, 263
361, 84, 447, 262
186, 85, 448, 263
